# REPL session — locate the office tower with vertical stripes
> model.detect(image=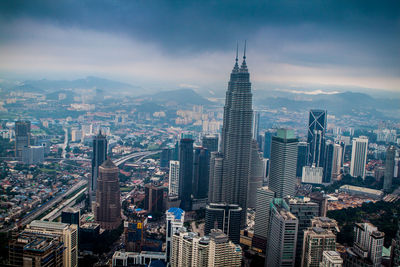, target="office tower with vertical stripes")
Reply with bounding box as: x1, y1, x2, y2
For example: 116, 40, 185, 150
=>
219, 44, 253, 226
90, 131, 107, 208
350, 136, 368, 179
269, 129, 298, 198
384, 146, 396, 191
179, 138, 194, 211
307, 109, 327, 167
